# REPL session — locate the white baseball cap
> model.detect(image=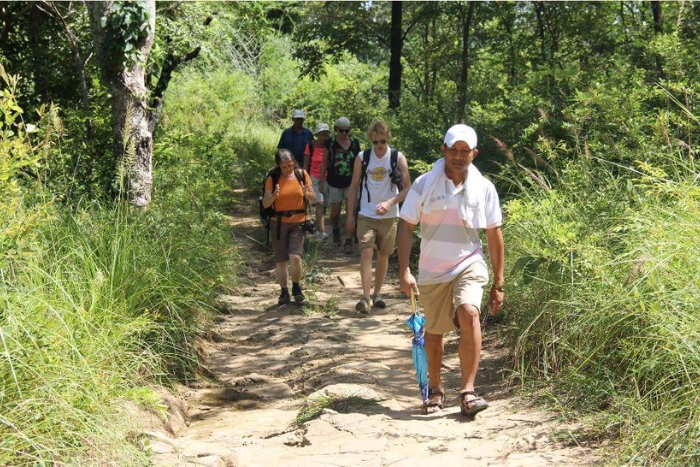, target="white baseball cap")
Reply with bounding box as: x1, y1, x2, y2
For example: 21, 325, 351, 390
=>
444, 124, 477, 149
292, 109, 306, 119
